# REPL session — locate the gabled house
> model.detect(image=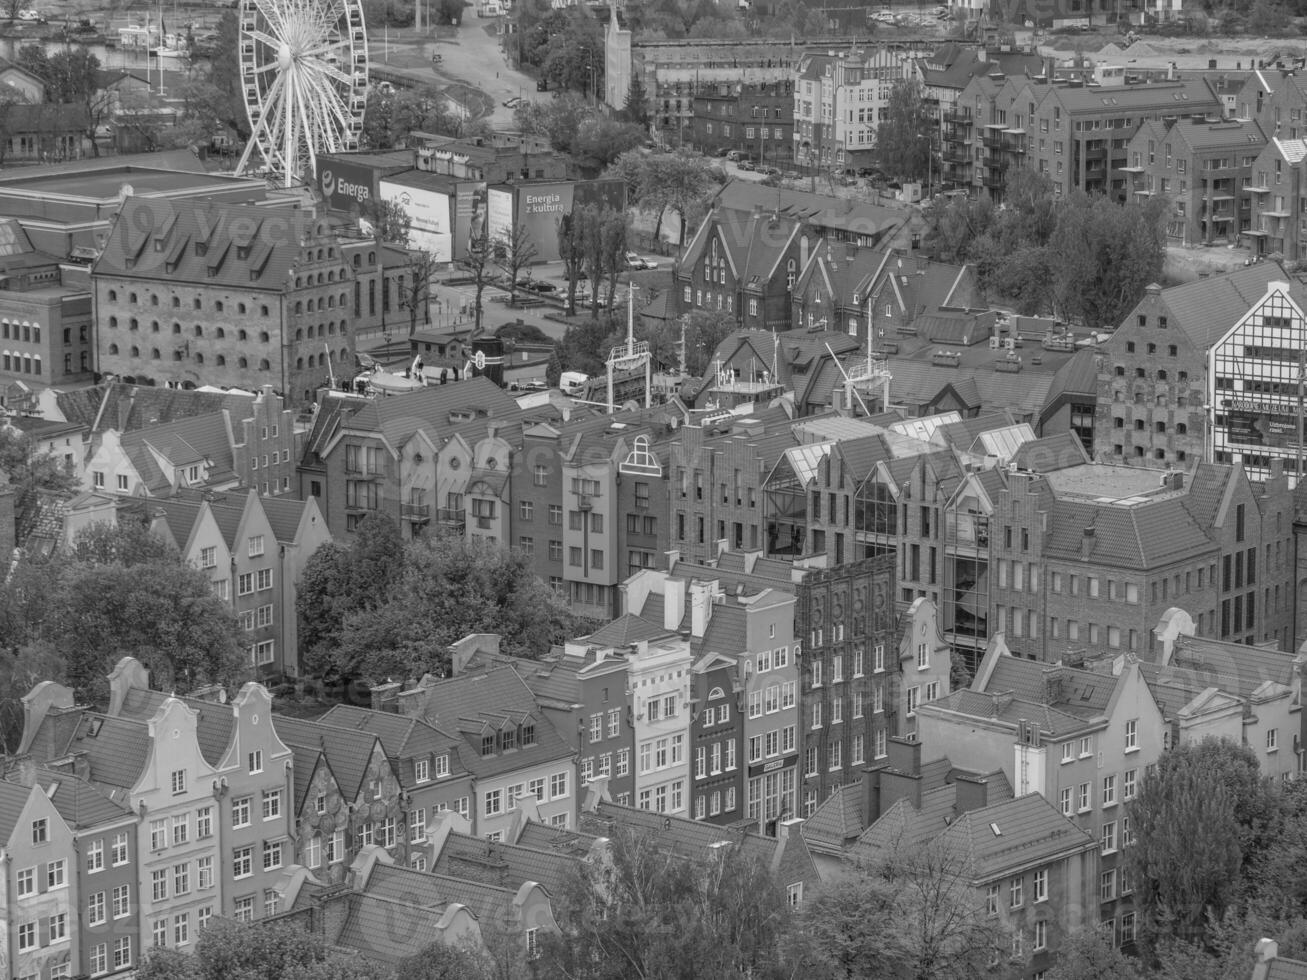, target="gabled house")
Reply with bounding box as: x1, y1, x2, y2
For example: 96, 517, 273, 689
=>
272, 716, 407, 879
16, 673, 230, 958
103, 658, 296, 922
84, 410, 245, 497
395, 666, 577, 840
316, 703, 475, 871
